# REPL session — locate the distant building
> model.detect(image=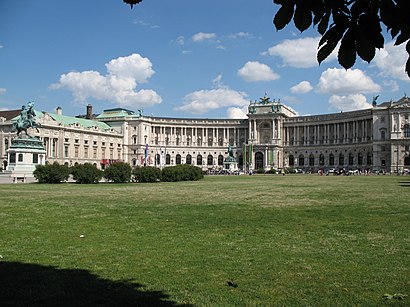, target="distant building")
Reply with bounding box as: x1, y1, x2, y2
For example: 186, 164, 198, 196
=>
1, 96, 410, 173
